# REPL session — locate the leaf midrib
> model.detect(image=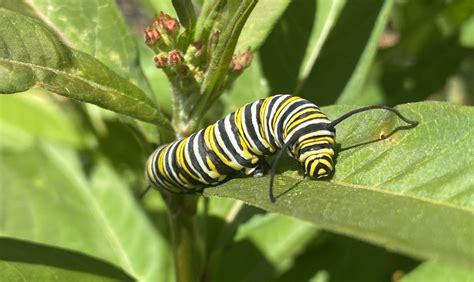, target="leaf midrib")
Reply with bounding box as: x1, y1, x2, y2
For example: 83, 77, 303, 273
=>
329, 179, 474, 213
